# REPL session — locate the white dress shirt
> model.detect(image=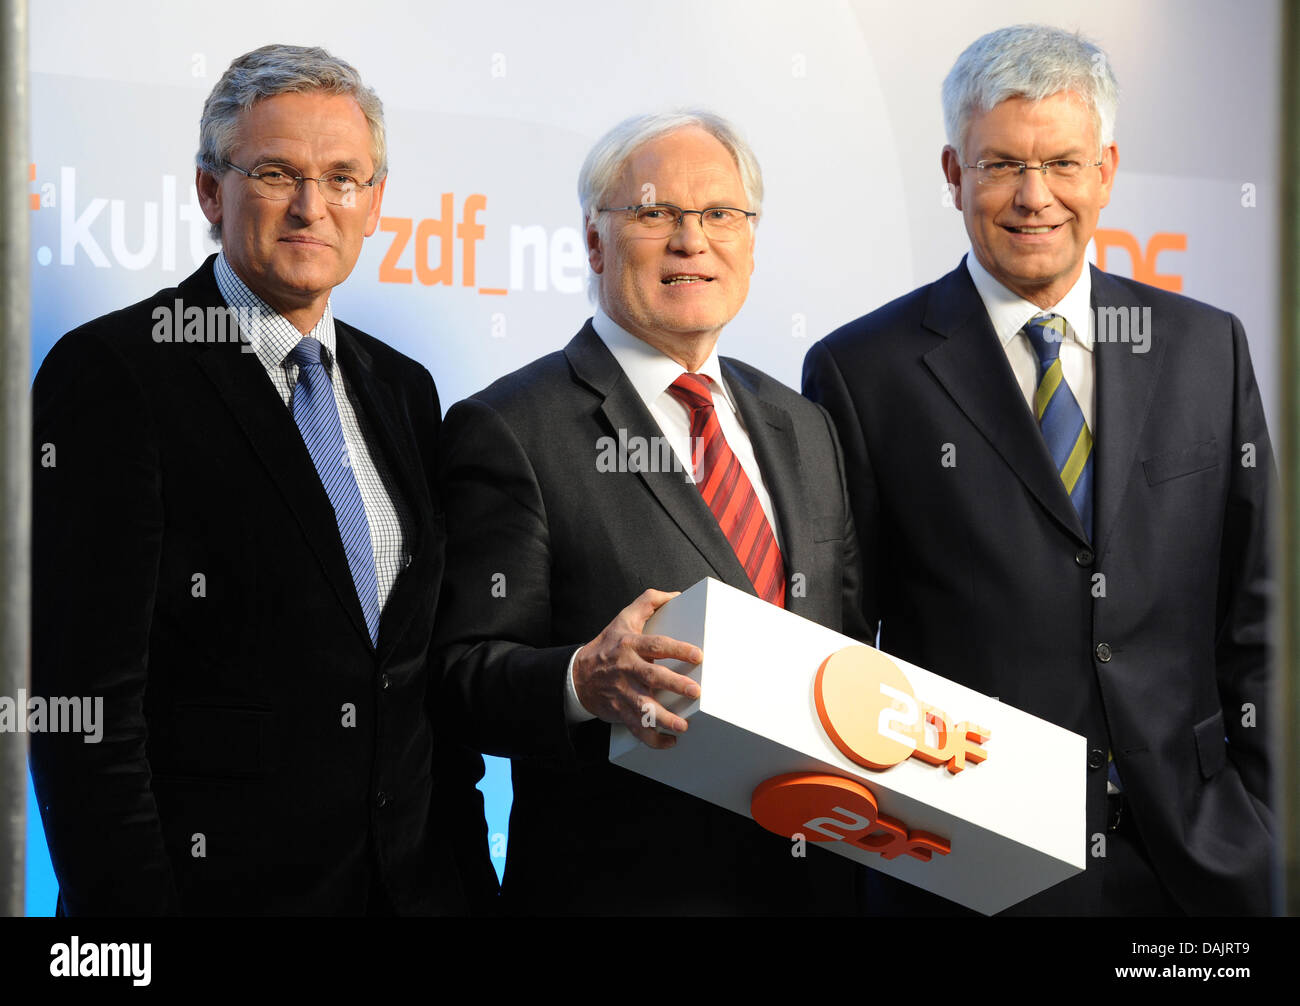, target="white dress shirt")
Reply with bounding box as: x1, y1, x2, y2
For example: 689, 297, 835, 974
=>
964, 252, 1096, 432
214, 251, 412, 614
564, 309, 783, 722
